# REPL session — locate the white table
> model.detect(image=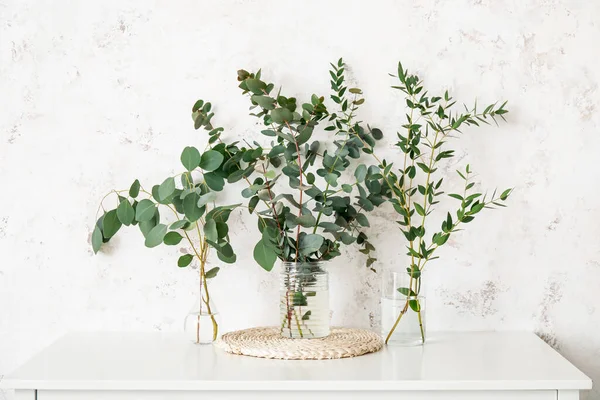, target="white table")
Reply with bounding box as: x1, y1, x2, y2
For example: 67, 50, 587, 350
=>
2, 331, 591, 400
